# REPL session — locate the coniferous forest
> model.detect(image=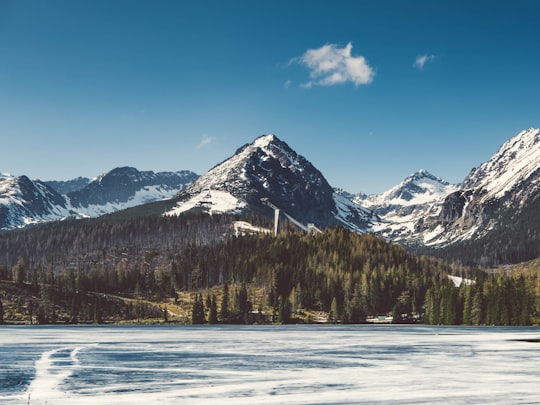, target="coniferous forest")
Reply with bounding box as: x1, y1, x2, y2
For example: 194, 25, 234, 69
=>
0, 214, 538, 326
